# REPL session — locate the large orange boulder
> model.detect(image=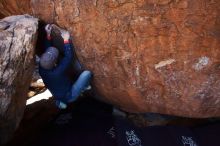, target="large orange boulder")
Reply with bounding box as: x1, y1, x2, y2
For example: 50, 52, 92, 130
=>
0, 0, 220, 118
